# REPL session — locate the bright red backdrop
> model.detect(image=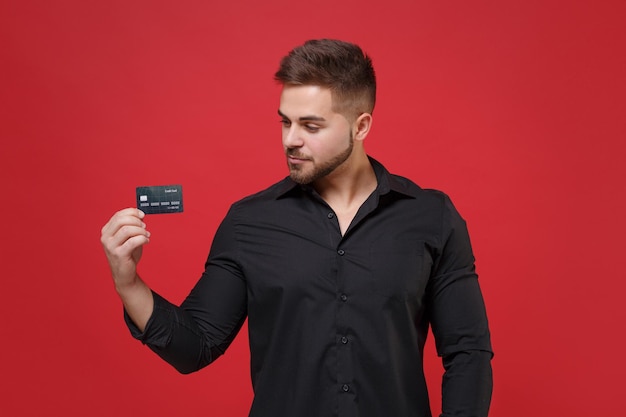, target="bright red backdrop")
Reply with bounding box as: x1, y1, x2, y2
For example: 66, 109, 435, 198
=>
1, 1, 625, 416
